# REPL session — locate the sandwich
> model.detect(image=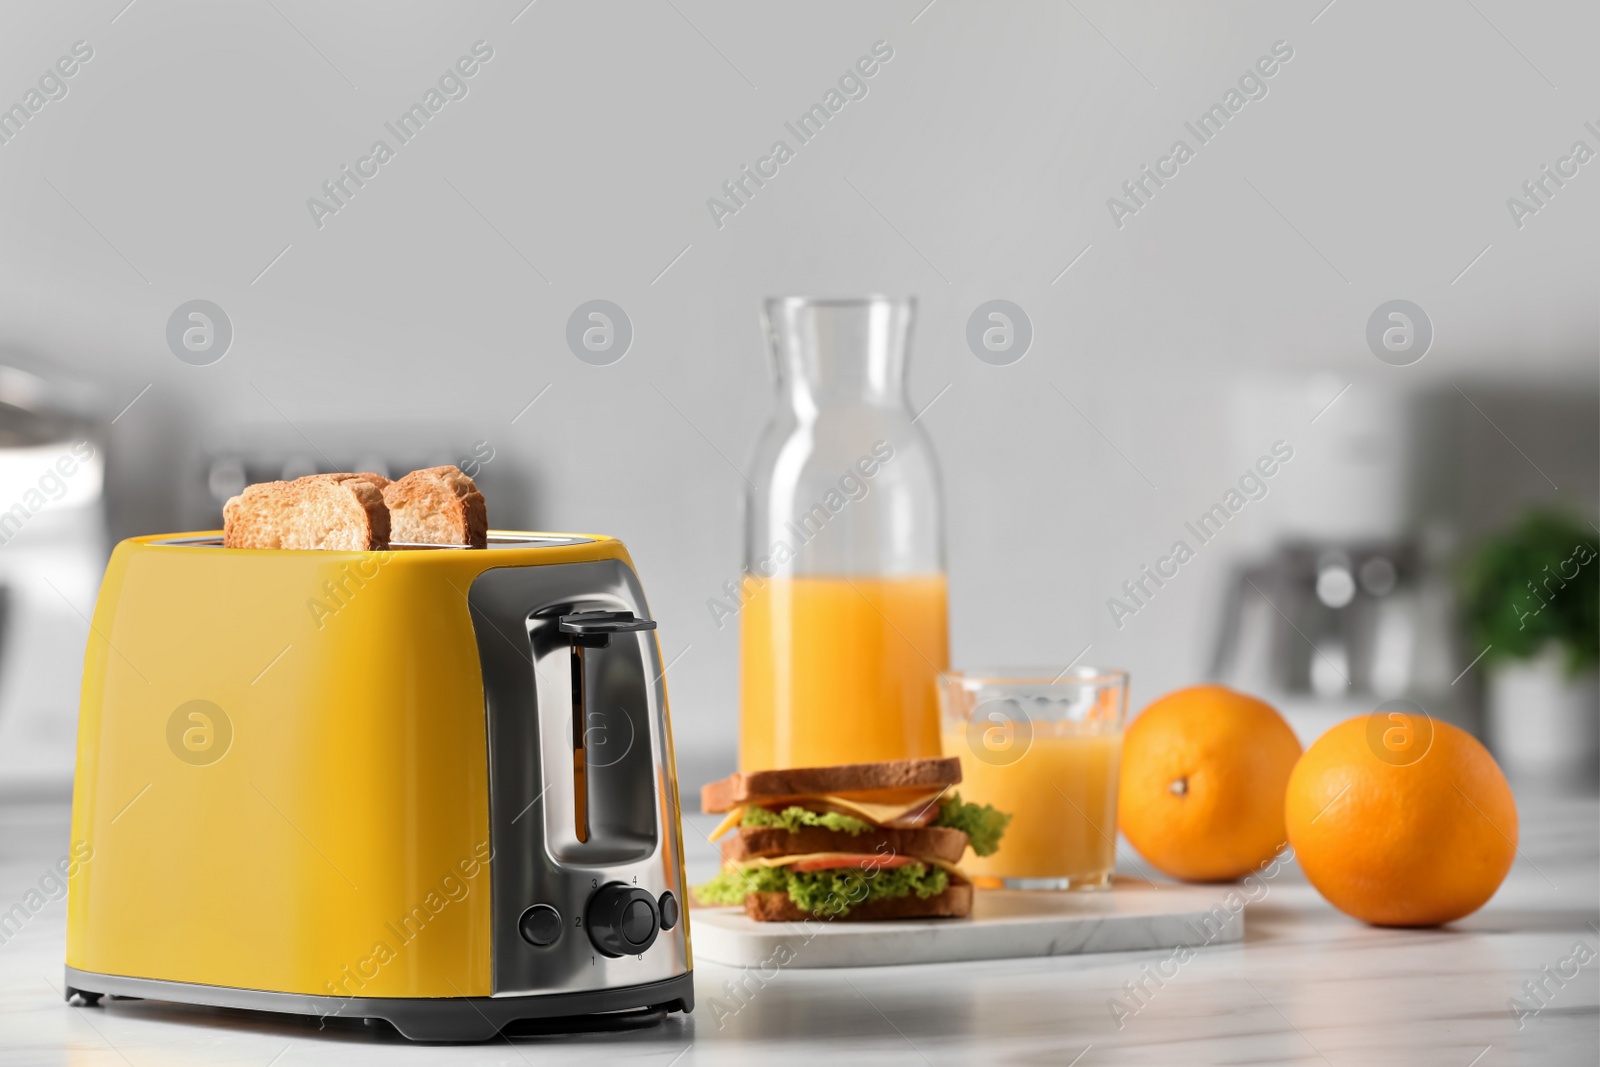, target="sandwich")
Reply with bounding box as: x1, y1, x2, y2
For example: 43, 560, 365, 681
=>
695, 757, 1011, 922
222, 466, 486, 550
